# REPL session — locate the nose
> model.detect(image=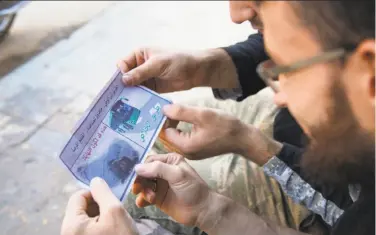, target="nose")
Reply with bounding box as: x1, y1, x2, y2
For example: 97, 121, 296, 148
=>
273, 92, 288, 108
248, 8, 257, 21
229, 2, 257, 24
238, 8, 257, 24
